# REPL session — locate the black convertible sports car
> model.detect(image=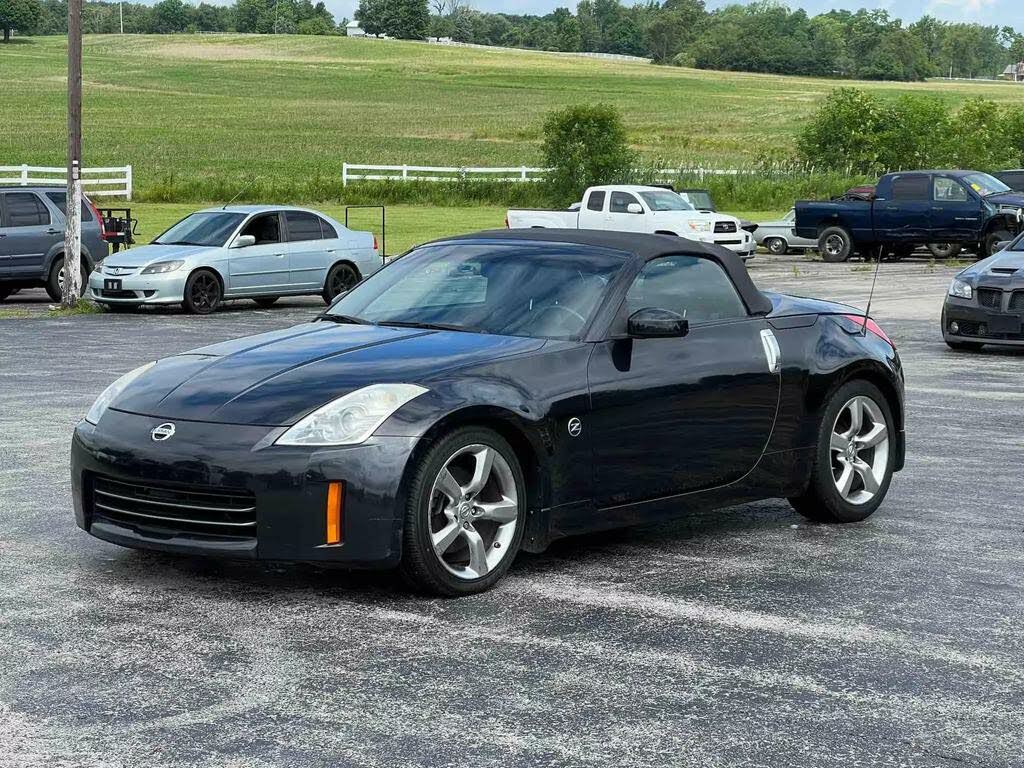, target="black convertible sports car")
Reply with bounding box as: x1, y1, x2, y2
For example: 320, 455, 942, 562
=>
72, 230, 905, 595
943, 235, 1024, 350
